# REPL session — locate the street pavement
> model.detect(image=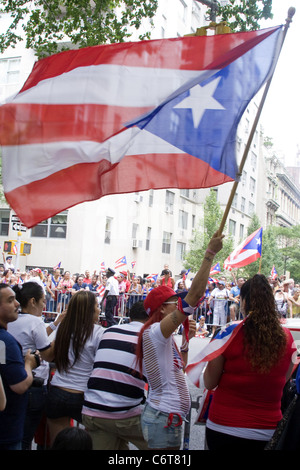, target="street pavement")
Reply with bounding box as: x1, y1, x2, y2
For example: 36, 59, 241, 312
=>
175, 334, 210, 451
